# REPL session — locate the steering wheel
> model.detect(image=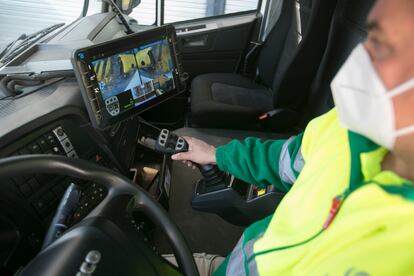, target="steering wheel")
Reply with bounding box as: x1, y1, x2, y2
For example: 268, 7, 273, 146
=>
0, 155, 198, 276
